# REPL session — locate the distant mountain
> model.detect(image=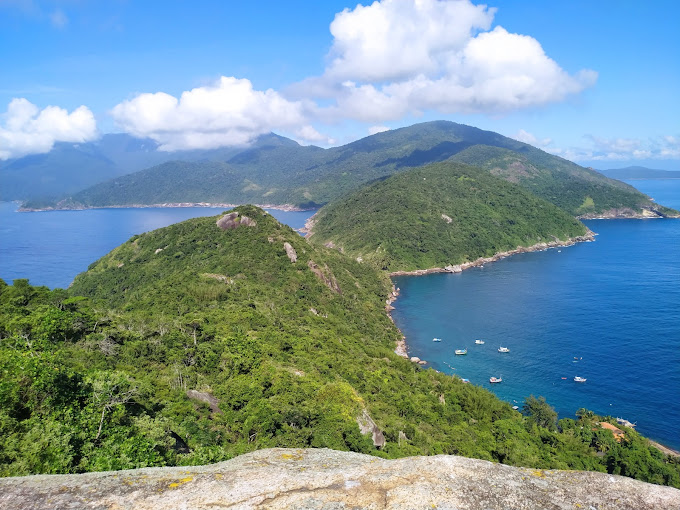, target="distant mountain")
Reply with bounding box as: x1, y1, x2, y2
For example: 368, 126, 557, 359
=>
26, 121, 673, 218
307, 161, 589, 272
598, 166, 680, 180
1, 133, 296, 202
